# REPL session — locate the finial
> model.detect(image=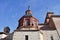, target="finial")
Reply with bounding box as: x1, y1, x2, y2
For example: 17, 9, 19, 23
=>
28, 5, 30, 10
